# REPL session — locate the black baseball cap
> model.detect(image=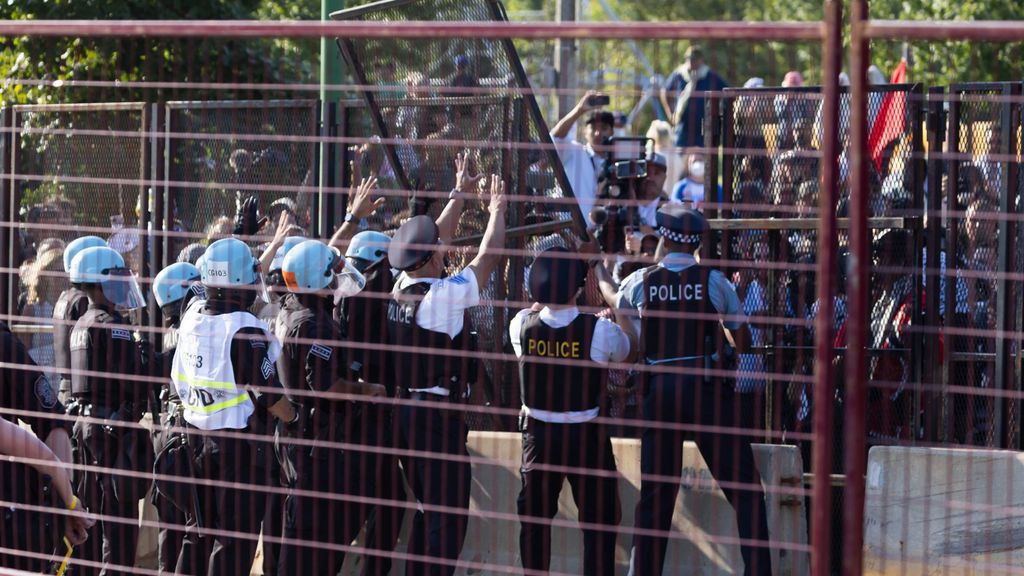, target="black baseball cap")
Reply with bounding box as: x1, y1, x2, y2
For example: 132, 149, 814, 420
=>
585, 111, 616, 128
528, 247, 587, 306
